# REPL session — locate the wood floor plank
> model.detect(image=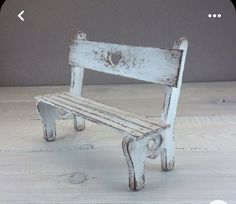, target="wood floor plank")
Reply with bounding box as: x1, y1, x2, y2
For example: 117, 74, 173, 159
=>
0, 82, 236, 203
0, 150, 235, 203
